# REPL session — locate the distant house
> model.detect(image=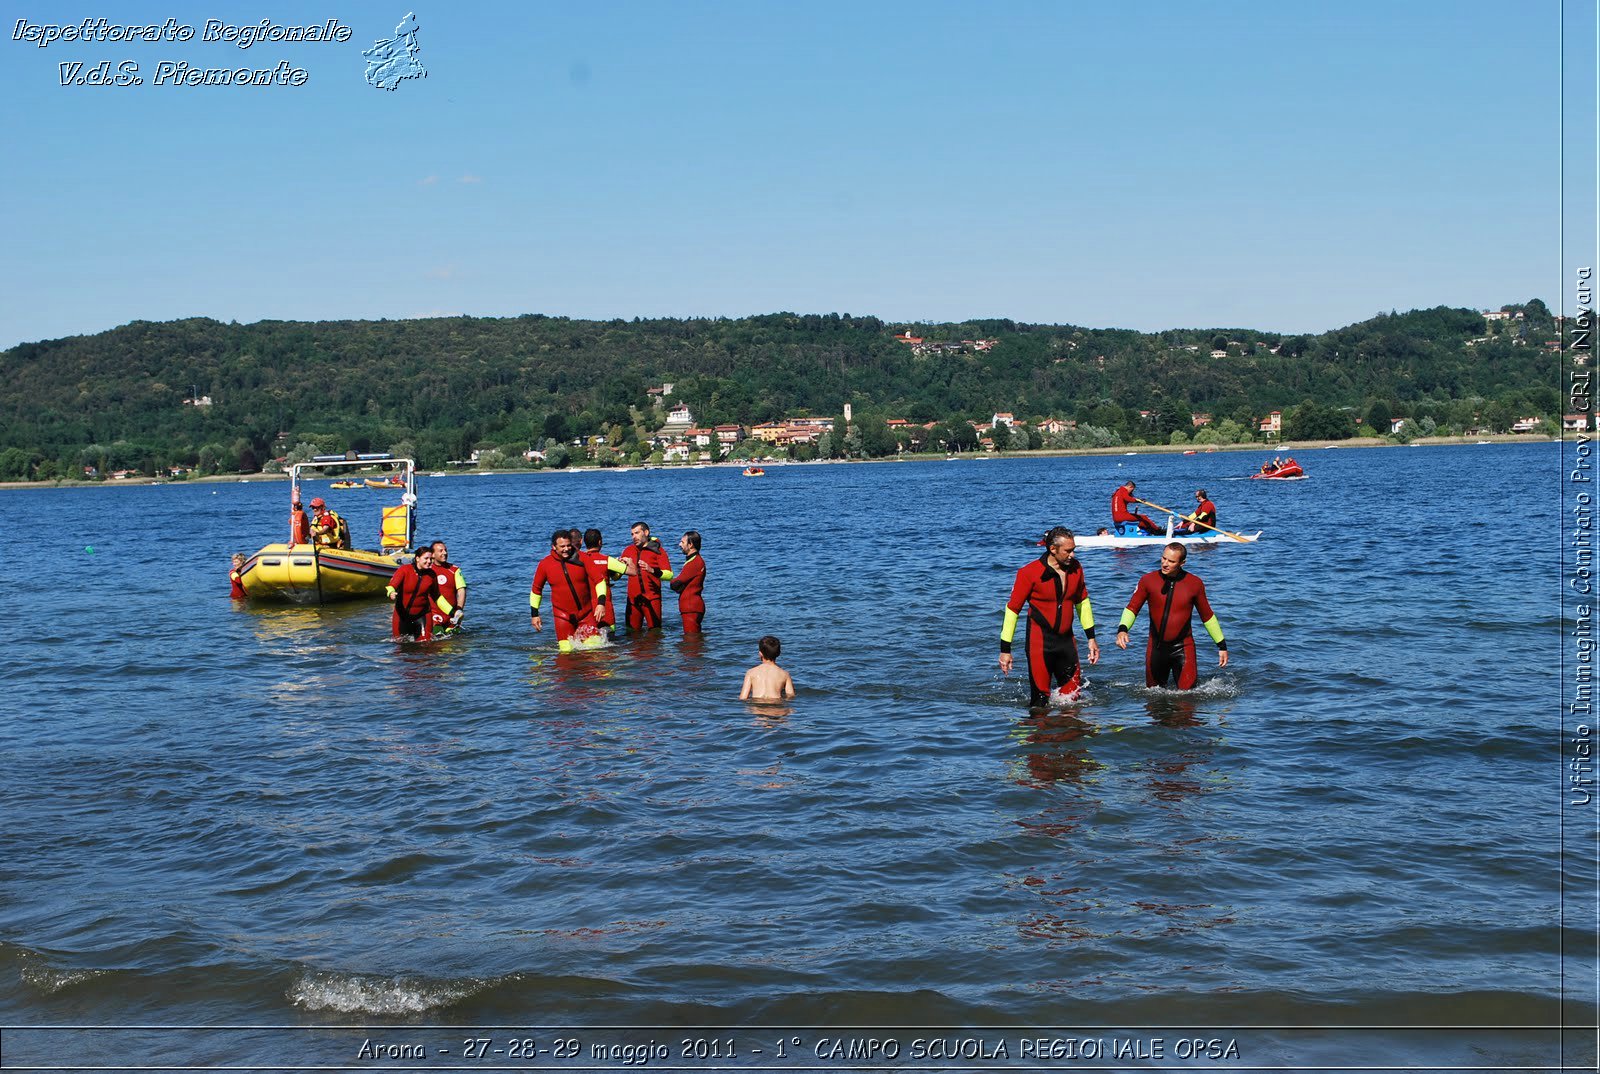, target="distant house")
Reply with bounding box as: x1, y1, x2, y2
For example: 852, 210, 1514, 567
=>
714, 423, 744, 444
1259, 411, 1282, 435
1566, 414, 1590, 431
1391, 418, 1408, 434
966, 338, 998, 351
1483, 310, 1511, 321
111, 469, 139, 480
1511, 416, 1540, 433
663, 442, 691, 462
991, 412, 1015, 428
687, 427, 714, 448
523, 449, 546, 462
751, 422, 785, 443
1209, 349, 1228, 359
892, 331, 924, 344
1191, 413, 1212, 428
667, 403, 694, 426
646, 382, 675, 399
183, 395, 213, 407
82, 466, 98, 477
1036, 418, 1071, 435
